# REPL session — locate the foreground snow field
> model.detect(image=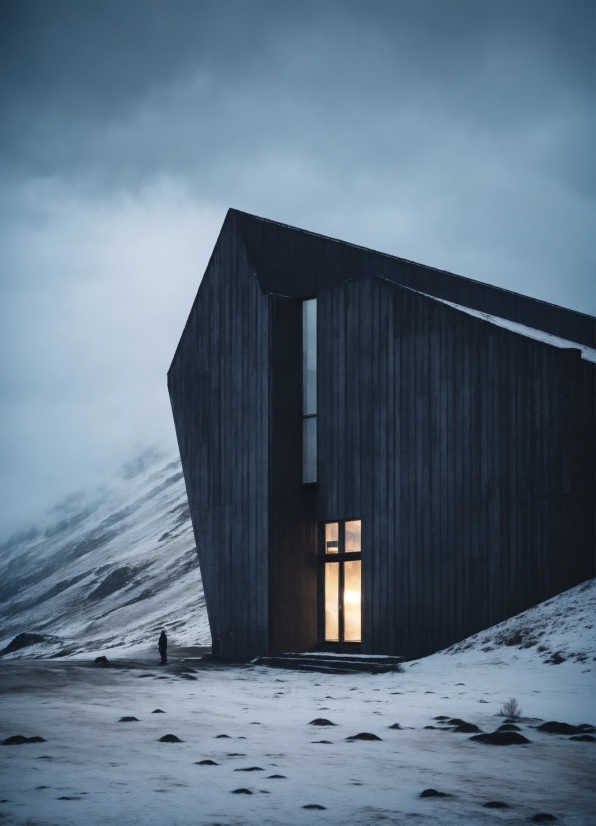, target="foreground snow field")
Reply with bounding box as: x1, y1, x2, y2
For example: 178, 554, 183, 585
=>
1, 581, 595, 826
1, 455, 594, 824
